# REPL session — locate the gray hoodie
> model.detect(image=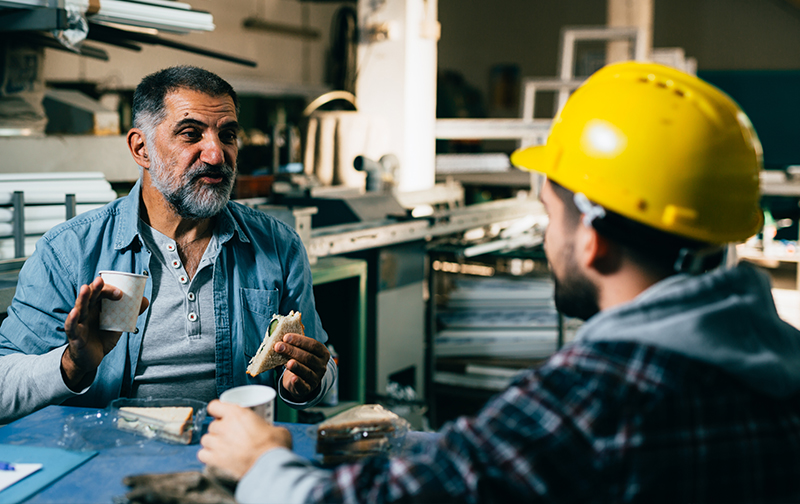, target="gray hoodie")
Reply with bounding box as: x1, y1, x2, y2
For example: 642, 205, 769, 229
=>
574, 263, 800, 398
